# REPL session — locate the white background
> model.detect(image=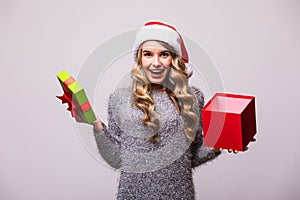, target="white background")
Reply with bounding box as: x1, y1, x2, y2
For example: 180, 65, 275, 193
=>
1, 0, 299, 199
